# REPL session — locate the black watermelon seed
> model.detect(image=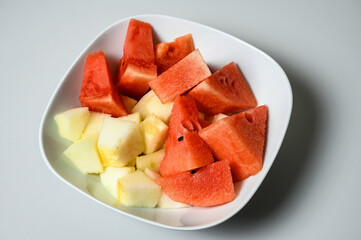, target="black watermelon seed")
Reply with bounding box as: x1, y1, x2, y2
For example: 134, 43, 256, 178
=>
178, 136, 184, 141
191, 170, 196, 174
